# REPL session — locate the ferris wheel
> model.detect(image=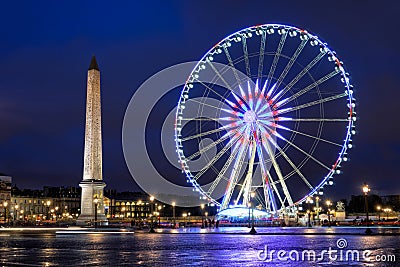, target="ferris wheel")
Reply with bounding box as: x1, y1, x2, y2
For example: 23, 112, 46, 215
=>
175, 24, 355, 213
